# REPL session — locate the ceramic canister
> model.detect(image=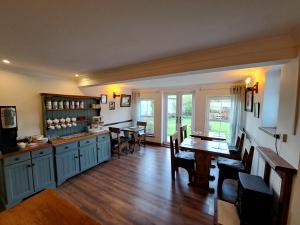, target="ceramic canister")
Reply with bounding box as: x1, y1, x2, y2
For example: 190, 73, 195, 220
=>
46, 100, 52, 110
58, 101, 64, 109
64, 100, 69, 109
52, 101, 58, 109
